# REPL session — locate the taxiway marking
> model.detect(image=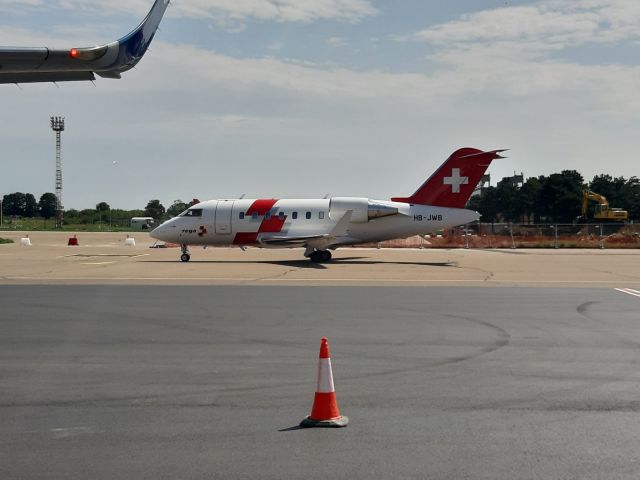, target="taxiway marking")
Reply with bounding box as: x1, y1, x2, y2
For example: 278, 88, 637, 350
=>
615, 288, 640, 298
